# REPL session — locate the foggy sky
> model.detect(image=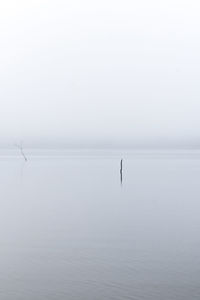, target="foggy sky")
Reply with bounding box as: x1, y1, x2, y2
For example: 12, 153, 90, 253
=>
1, 0, 200, 148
